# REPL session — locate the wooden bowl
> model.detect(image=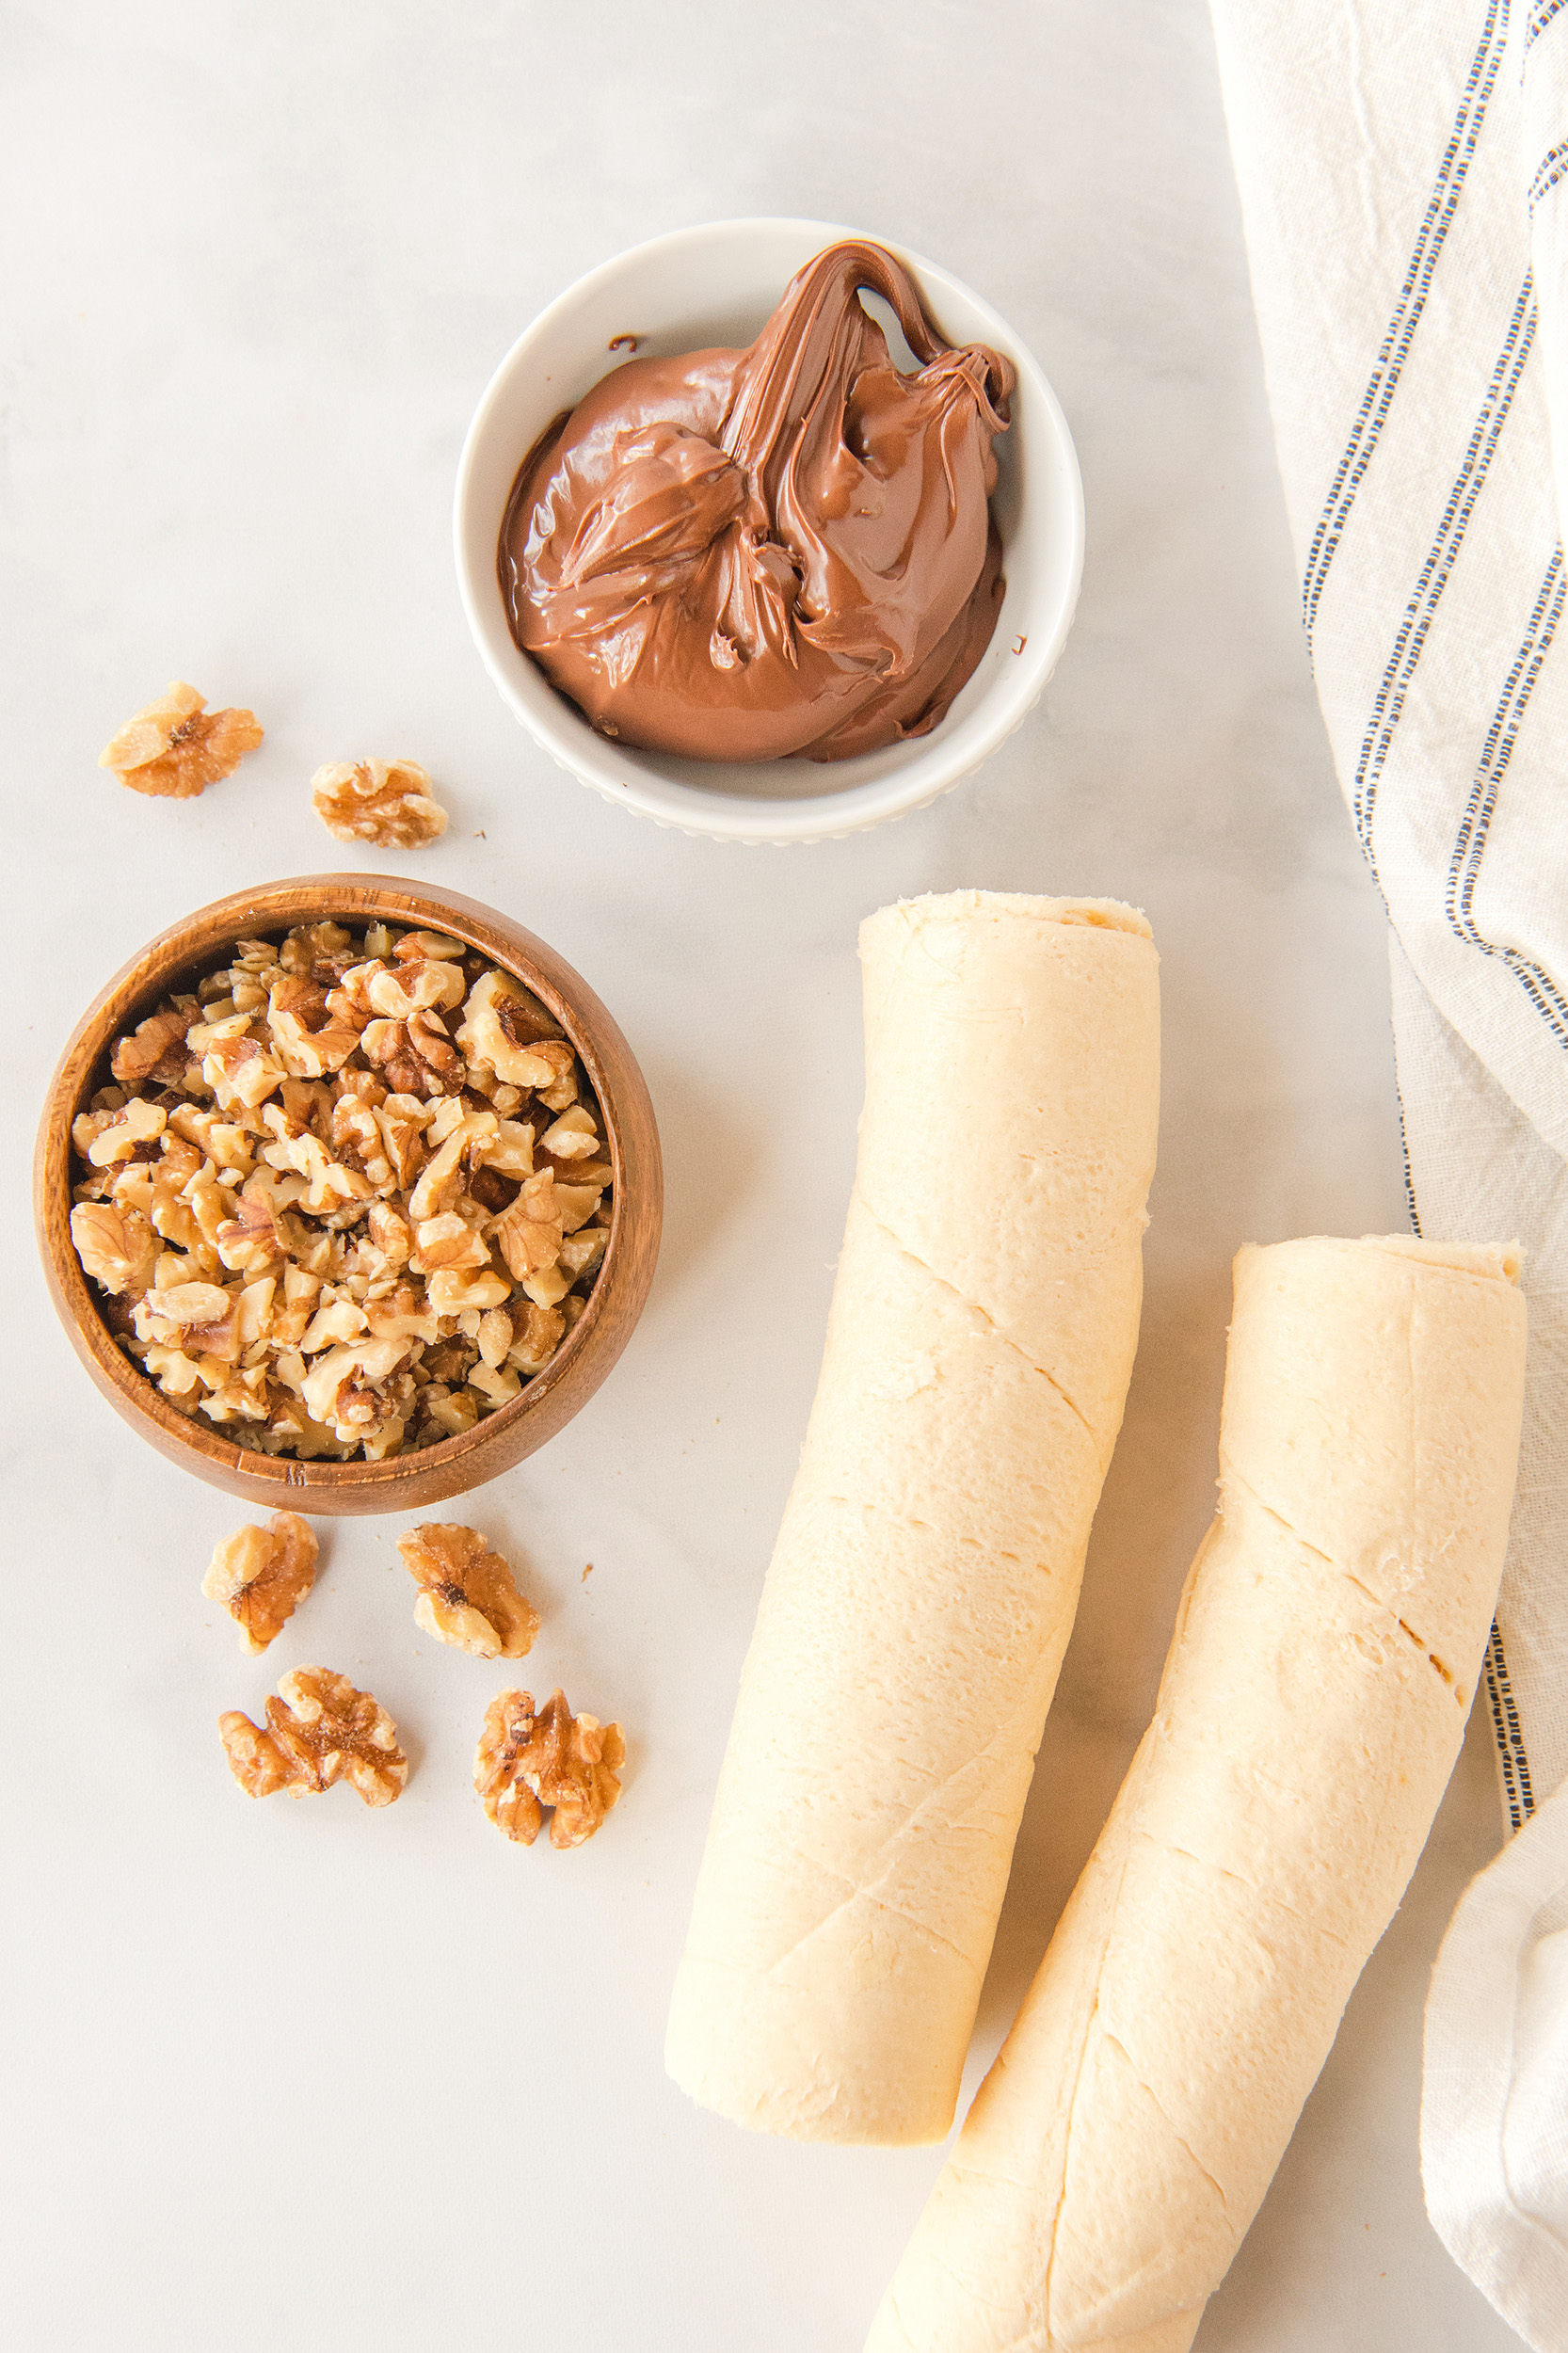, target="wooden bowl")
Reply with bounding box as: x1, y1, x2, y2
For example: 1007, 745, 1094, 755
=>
33, 874, 663, 1514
